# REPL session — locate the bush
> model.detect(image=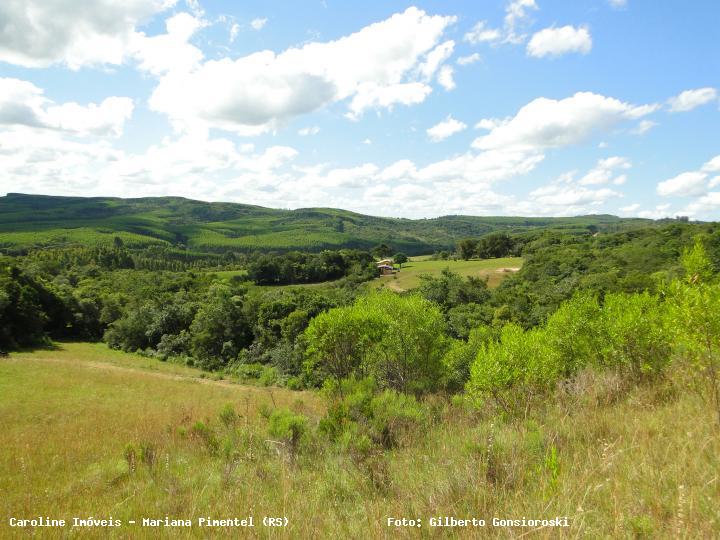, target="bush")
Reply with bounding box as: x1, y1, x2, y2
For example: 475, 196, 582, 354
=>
305, 291, 449, 394
598, 292, 671, 377
468, 290, 673, 413
218, 403, 238, 427
233, 362, 265, 380
259, 366, 279, 386
267, 409, 308, 453
319, 377, 426, 449
543, 292, 602, 377
156, 331, 191, 359
367, 390, 426, 448
442, 326, 495, 393
190, 421, 219, 454
468, 324, 557, 413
